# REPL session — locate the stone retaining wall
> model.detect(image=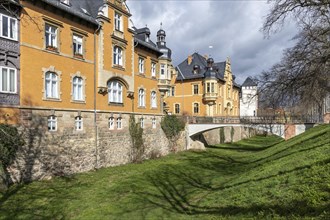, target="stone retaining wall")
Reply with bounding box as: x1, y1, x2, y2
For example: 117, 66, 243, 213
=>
7, 109, 185, 183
